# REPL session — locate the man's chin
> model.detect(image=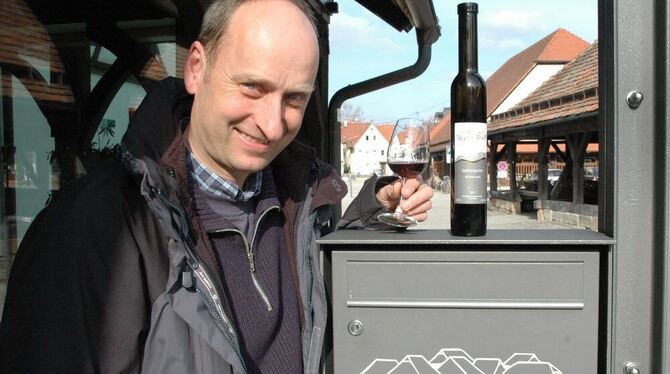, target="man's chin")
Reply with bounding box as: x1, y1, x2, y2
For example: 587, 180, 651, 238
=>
235, 159, 272, 175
